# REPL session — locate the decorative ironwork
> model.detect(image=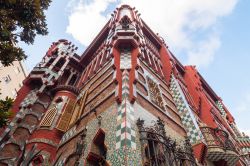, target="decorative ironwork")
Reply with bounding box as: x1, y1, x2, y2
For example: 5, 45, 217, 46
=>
201, 127, 236, 151
137, 118, 197, 166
